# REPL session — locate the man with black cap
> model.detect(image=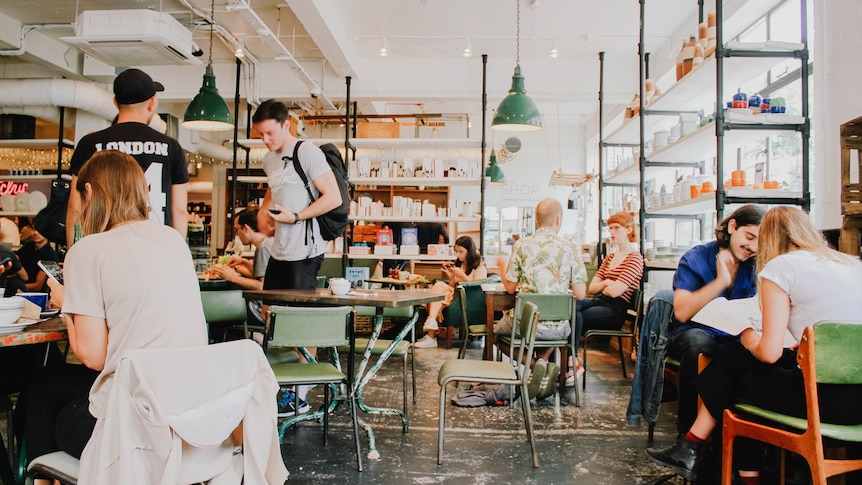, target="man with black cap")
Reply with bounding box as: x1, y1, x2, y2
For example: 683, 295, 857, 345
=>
65, 68, 189, 246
